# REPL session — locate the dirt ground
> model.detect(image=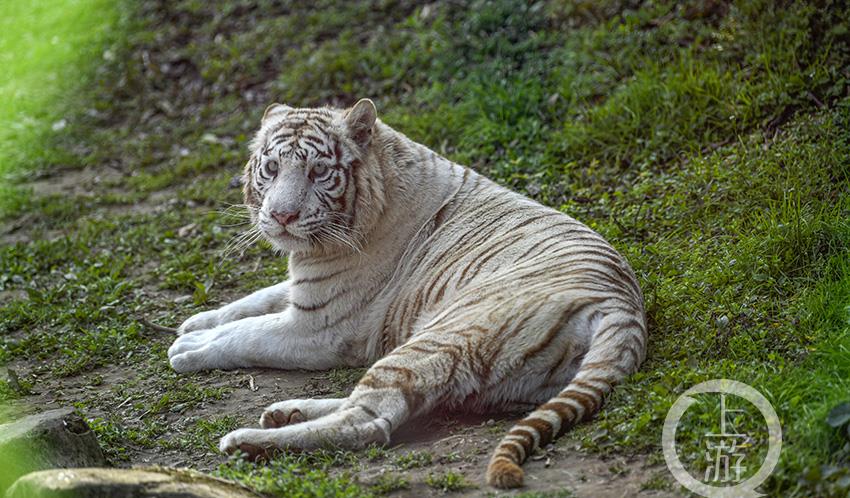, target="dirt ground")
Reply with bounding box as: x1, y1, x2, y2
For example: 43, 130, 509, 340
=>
5, 359, 677, 498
